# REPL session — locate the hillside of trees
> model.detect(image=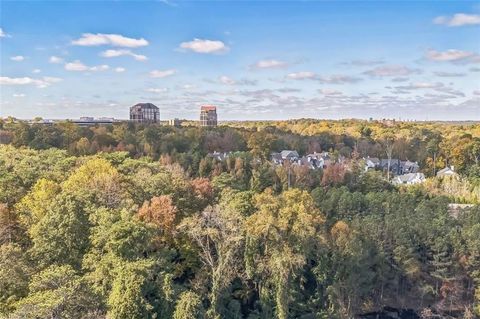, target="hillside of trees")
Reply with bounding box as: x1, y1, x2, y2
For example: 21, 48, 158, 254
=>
0, 118, 479, 318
